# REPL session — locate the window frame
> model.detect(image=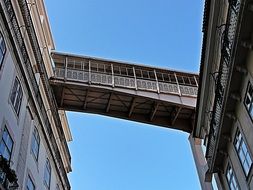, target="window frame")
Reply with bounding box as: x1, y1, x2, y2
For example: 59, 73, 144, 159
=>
44, 159, 51, 189
26, 174, 35, 190
234, 128, 253, 177
10, 77, 23, 116
226, 162, 240, 190
244, 82, 253, 121
0, 127, 14, 162
0, 31, 6, 70
31, 127, 40, 161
